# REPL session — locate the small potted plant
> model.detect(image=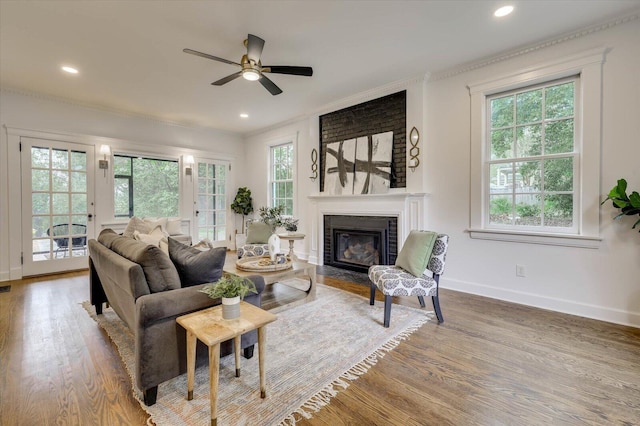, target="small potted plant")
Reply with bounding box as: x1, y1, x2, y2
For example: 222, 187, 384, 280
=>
199, 275, 257, 319
282, 217, 299, 234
